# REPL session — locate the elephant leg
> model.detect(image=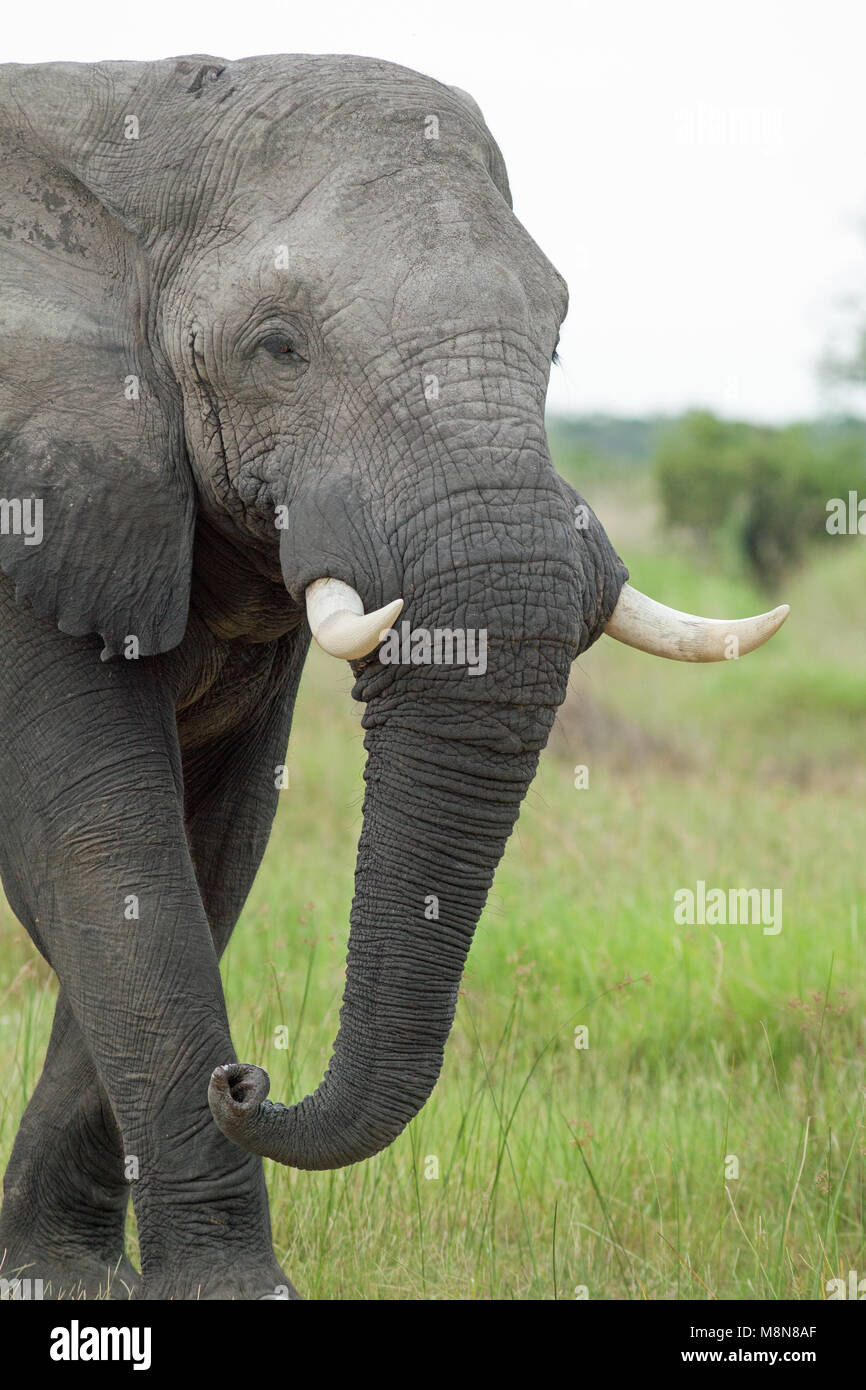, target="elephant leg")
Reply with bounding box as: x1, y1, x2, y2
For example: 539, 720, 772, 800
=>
0, 990, 139, 1300
1, 632, 305, 1300
0, 603, 290, 1299
172, 646, 305, 1294
180, 632, 306, 961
